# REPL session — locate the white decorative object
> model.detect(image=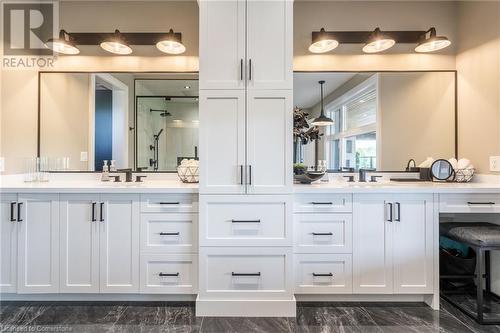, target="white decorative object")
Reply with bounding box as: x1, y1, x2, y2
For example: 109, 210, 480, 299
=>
454, 168, 475, 183
177, 159, 199, 183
